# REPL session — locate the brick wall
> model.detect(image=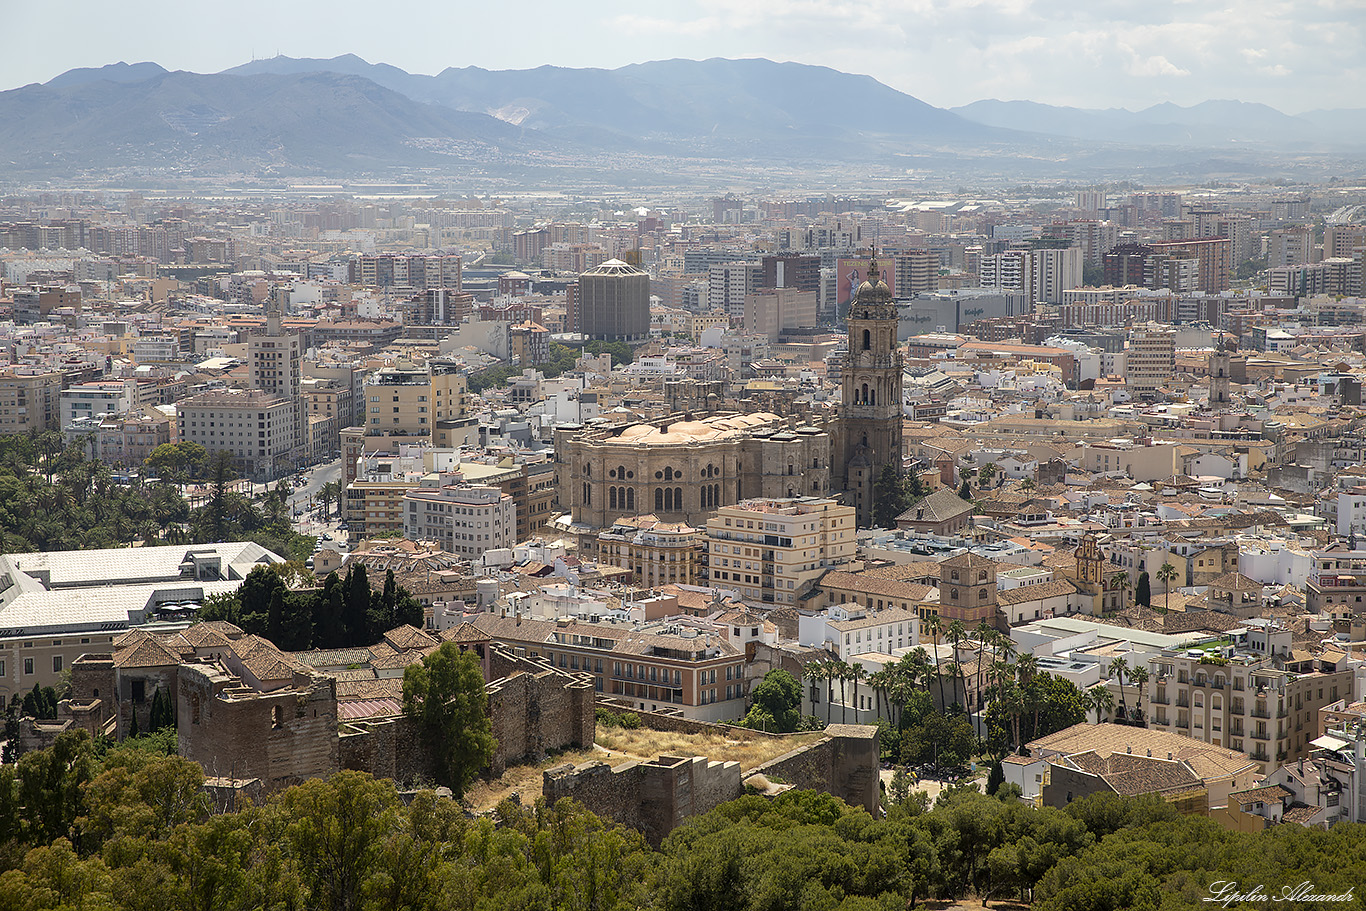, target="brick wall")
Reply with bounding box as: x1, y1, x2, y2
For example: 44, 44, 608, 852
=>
338, 716, 439, 785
